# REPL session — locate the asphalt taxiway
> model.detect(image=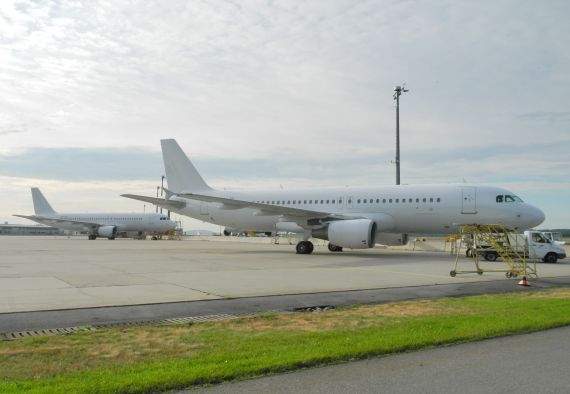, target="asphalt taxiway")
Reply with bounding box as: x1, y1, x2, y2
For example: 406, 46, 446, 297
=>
1, 236, 569, 333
